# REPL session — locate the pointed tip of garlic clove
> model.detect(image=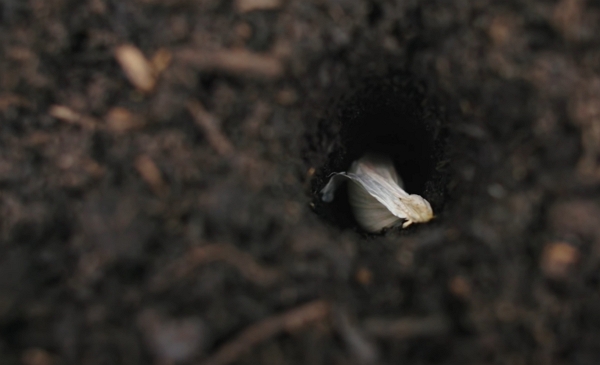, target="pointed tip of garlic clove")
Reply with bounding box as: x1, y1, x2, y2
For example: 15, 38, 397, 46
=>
402, 194, 434, 224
